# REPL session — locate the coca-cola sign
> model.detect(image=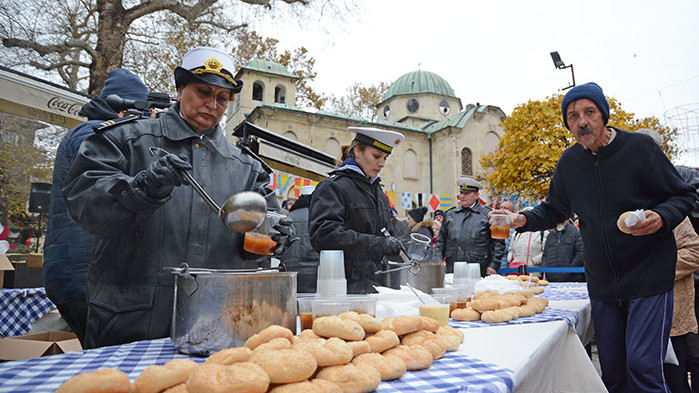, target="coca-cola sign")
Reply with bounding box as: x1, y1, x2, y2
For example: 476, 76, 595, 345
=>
47, 96, 83, 117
